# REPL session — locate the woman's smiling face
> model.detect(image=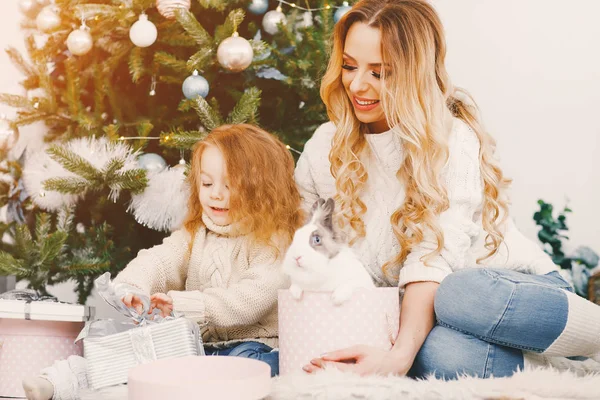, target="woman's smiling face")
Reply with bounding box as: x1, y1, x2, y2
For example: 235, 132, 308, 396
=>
341, 22, 389, 134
